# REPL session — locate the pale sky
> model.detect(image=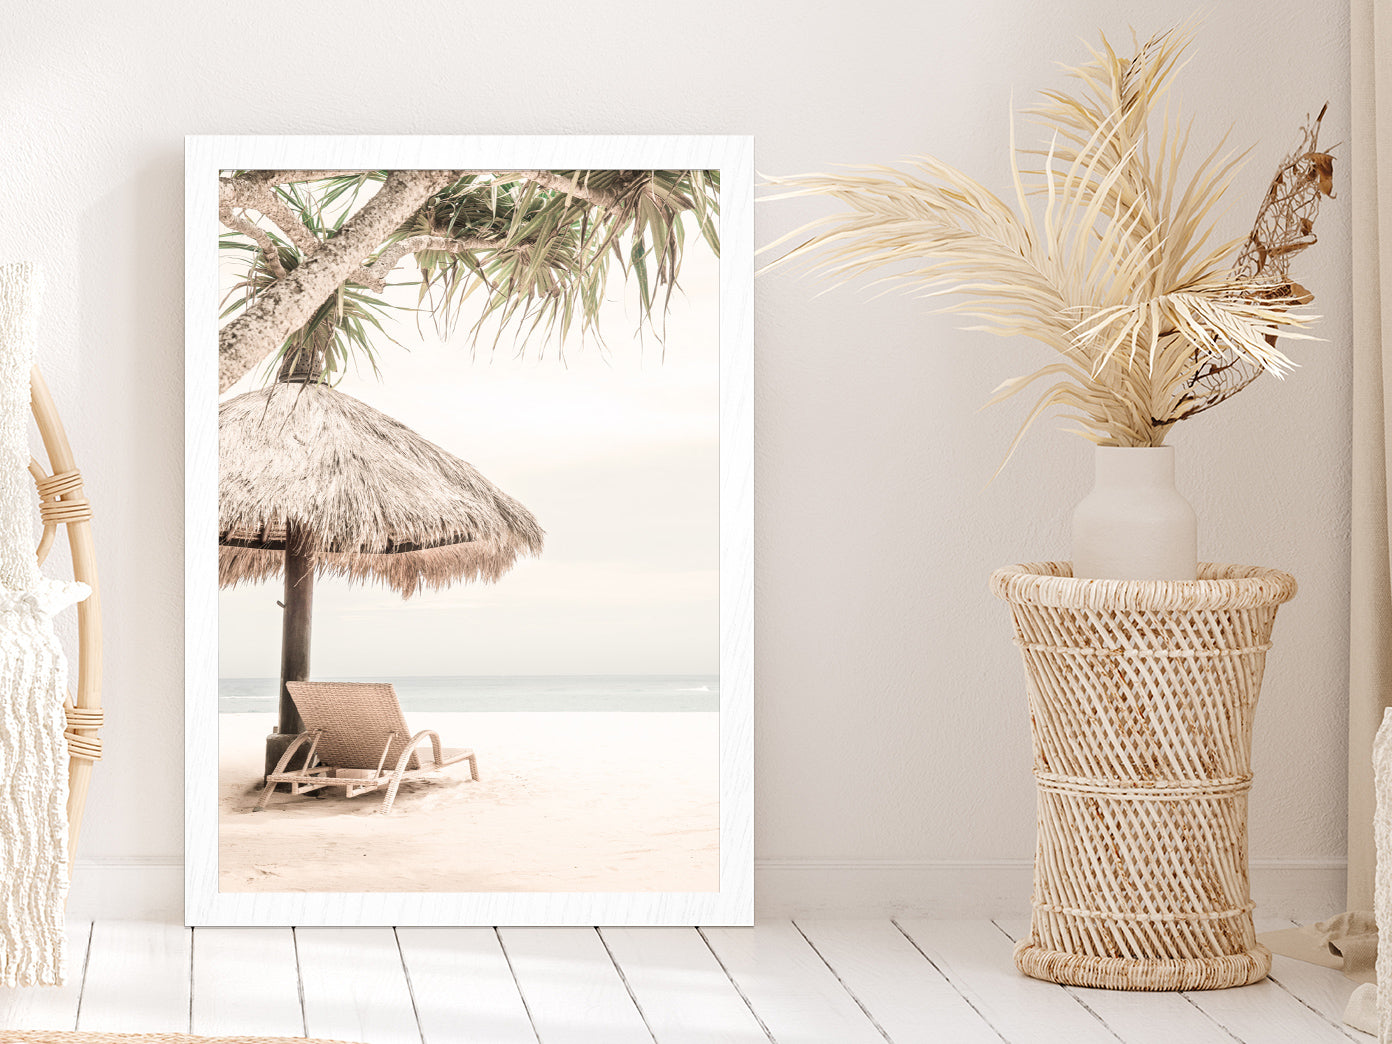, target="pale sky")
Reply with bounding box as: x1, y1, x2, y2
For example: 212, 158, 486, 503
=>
218, 206, 720, 678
